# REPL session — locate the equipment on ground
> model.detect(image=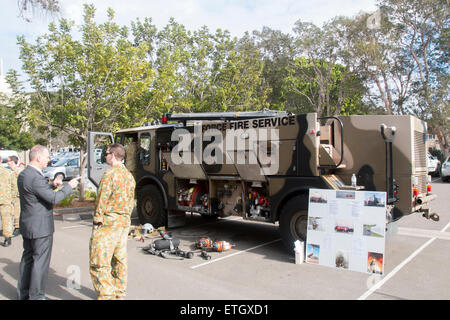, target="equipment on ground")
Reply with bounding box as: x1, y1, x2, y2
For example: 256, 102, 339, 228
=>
158, 229, 172, 240
196, 237, 233, 252
142, 230, 193, 260
196, 237, 213, 249
139, 223, 154, 242
200, 250, 211, 260
213, 241, 232, 252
